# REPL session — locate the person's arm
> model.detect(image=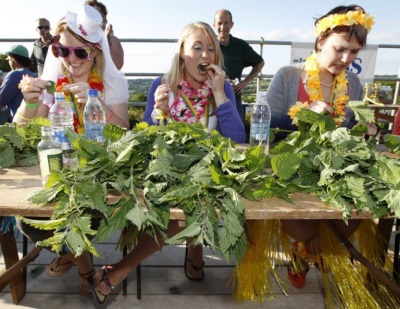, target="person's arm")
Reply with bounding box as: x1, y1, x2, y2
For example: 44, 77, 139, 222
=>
241, 60, 264, 88
266, 66, 298, 134
143, 78, 162, 124
30, 49, 38, 74
106, 25, 124, 70
13, 77, 50, 126
215, 81, 246, 143
108, 103, 129, 129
